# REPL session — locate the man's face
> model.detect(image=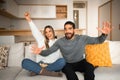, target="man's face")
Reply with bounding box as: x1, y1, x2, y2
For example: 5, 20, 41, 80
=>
64, 24, 75, 40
